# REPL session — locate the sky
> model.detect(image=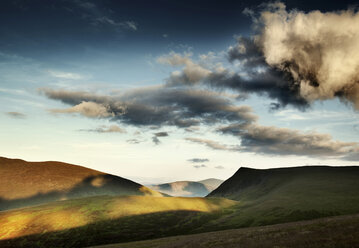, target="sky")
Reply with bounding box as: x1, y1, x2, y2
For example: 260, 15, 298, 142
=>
1, 0, 359, 184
